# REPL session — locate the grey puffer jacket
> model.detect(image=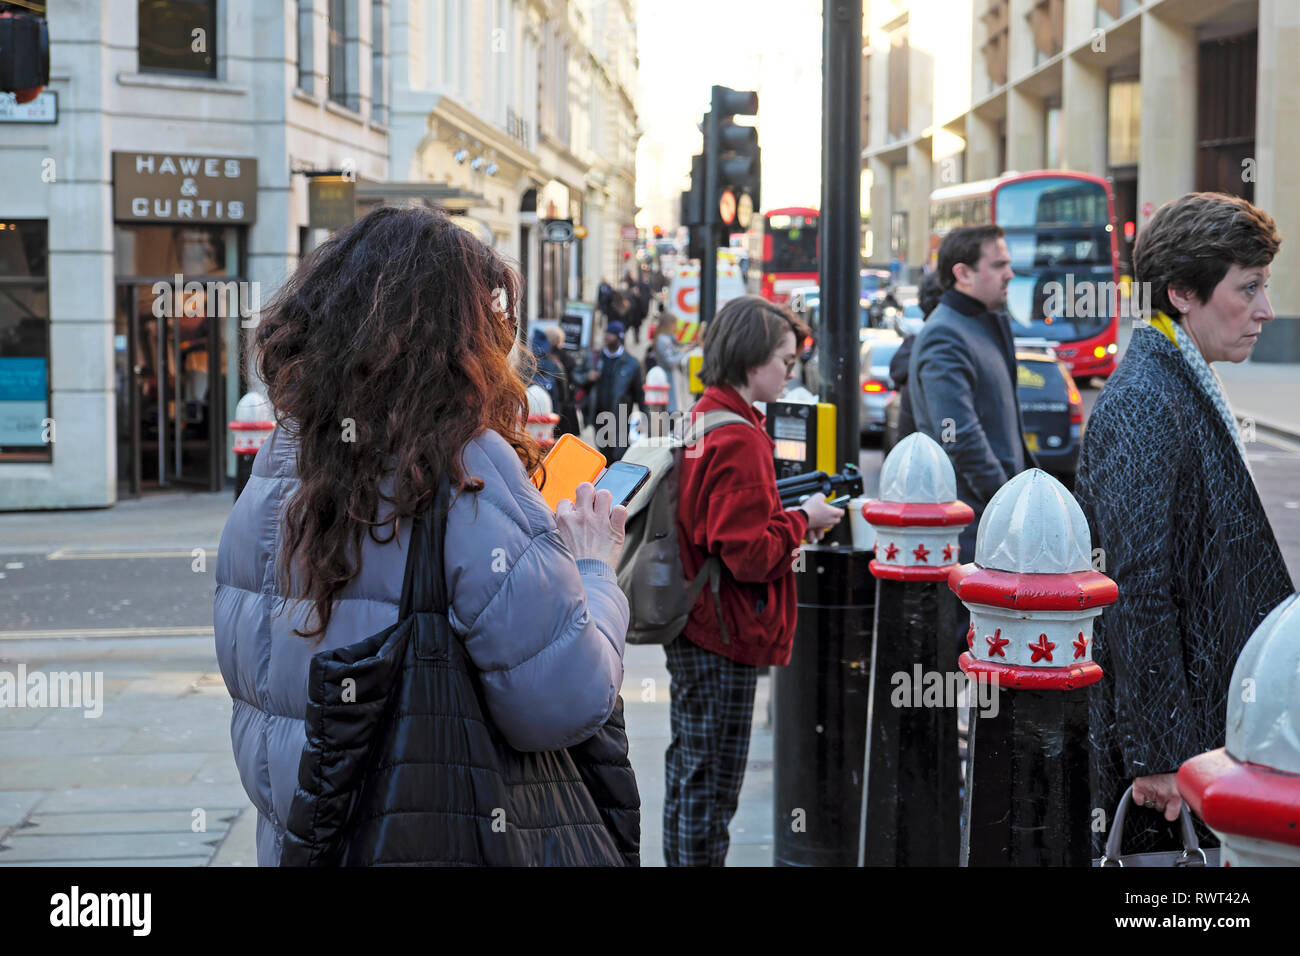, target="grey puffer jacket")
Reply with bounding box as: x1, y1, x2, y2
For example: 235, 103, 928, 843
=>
214, 425, 630, 866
